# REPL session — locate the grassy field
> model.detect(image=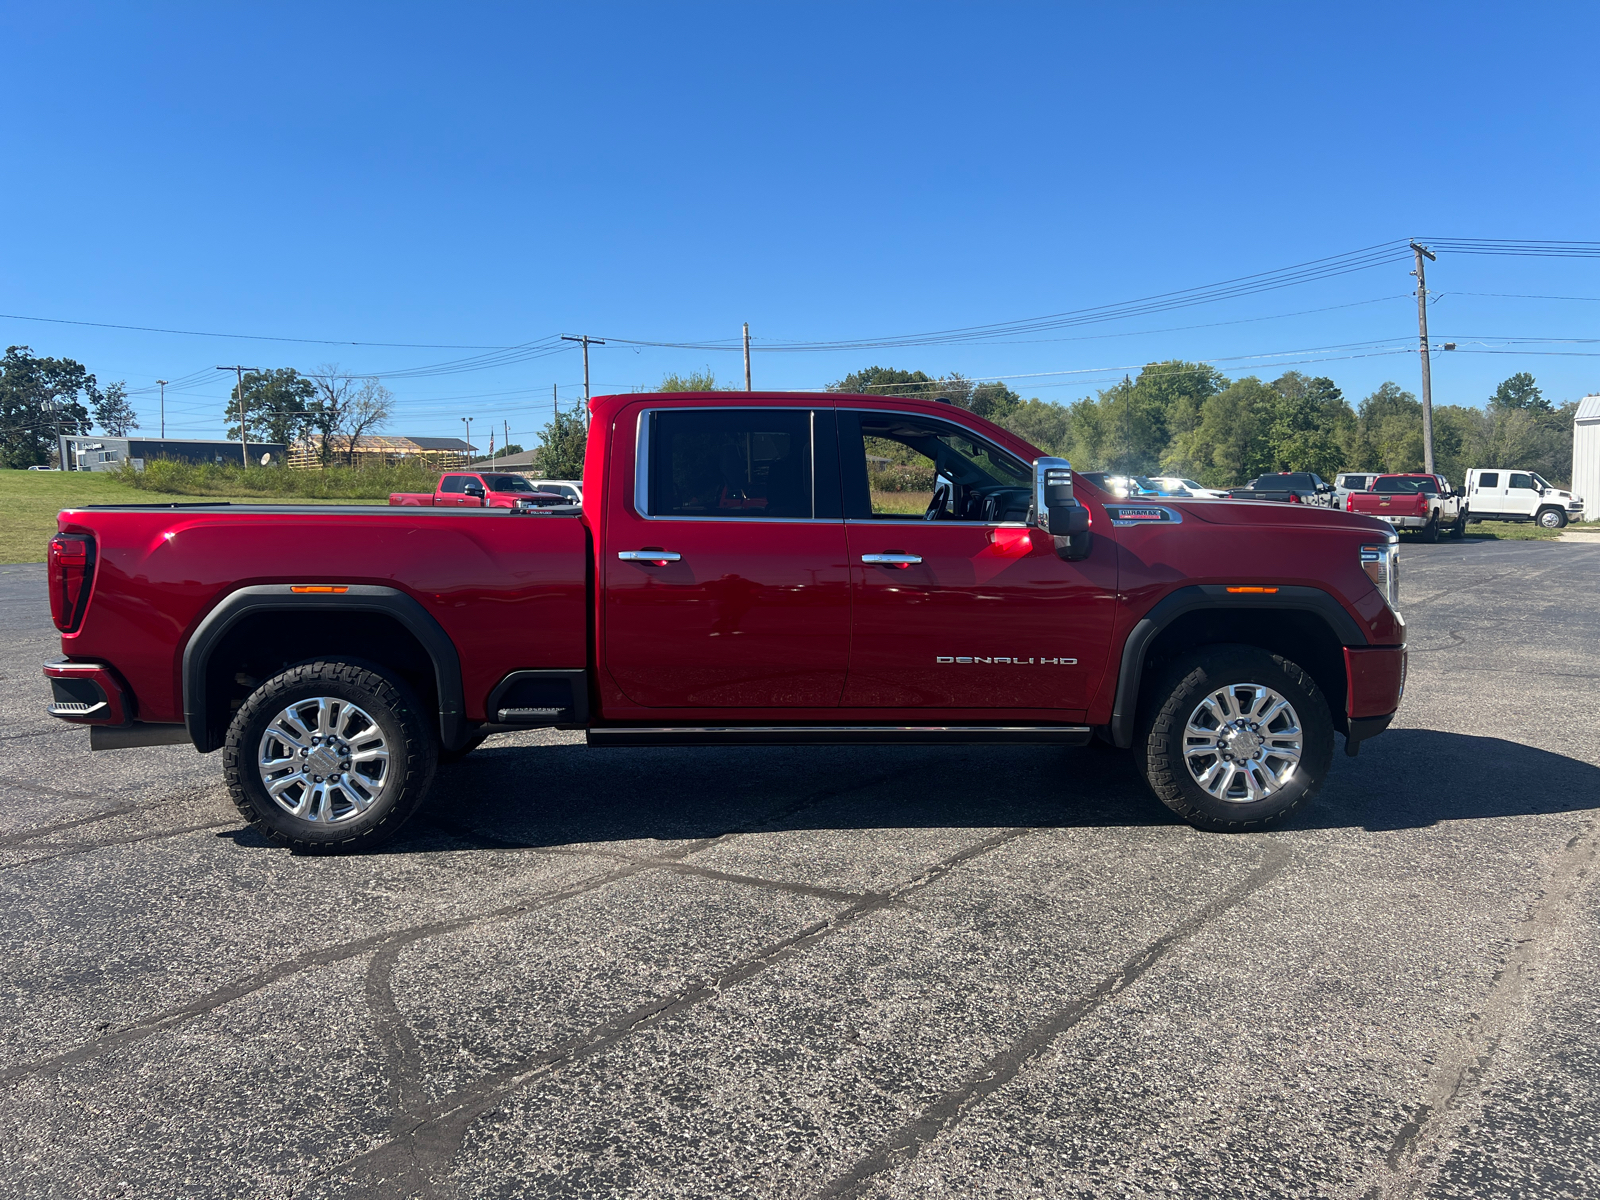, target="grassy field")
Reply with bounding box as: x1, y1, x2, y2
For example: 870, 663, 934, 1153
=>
0, 470, 381, 564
